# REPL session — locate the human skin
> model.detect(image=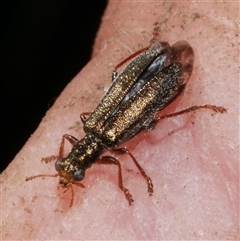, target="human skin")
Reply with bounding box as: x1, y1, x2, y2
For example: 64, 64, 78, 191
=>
1, 1, 239, 240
